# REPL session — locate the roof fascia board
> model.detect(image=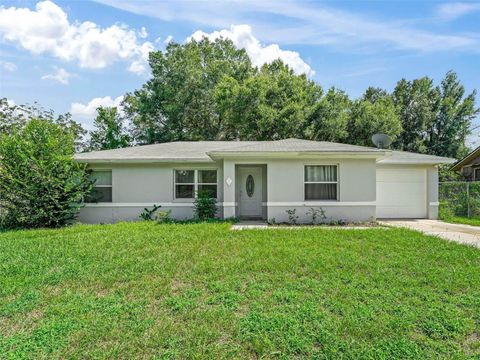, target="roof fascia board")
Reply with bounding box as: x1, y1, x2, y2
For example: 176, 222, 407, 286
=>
377, 159, 455, 165
75, 158, 215, 164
